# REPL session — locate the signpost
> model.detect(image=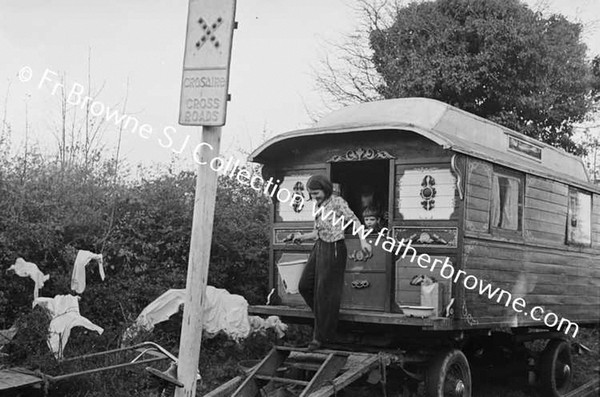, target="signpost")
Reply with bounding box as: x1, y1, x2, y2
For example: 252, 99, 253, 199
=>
179, 0, 236, 127
176, 1, 237, 396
